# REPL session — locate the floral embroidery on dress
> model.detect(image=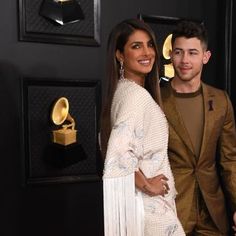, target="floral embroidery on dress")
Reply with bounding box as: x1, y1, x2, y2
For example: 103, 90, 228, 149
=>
134, 127, 144, 139
165, 224, 178, 236
113, 121, 128, 132
145, 198, 169, 215
104, 121, 140, 177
